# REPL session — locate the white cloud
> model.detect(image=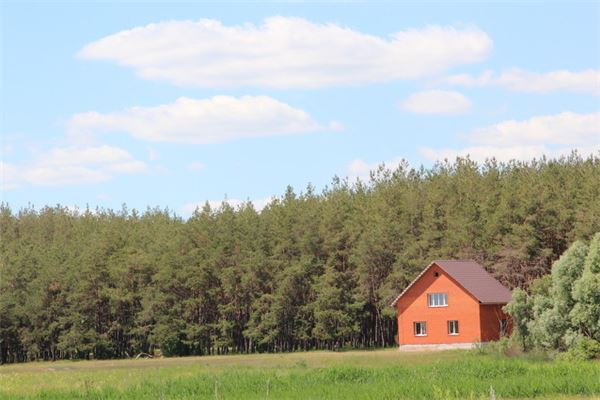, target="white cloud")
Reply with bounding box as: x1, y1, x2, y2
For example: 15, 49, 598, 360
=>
188, 161, 205, 171
0, 161, 20, 190
1, 145, 147, 189
444, 68, 600, 95
420, 111, 600, 163
1, 144, 14, 157
328, 121, 344, 131
419, 145, 597, 164
68, 96, 324, 144
181, 197, 273, 214
148, 148, 159, 160
347, 157, 406, 181
469, 112, 600, 146
78, 17, 492, 88
400, 90, 471, 114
